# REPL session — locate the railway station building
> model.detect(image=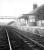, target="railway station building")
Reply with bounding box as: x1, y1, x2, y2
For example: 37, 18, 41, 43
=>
18, 4, 44, 27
